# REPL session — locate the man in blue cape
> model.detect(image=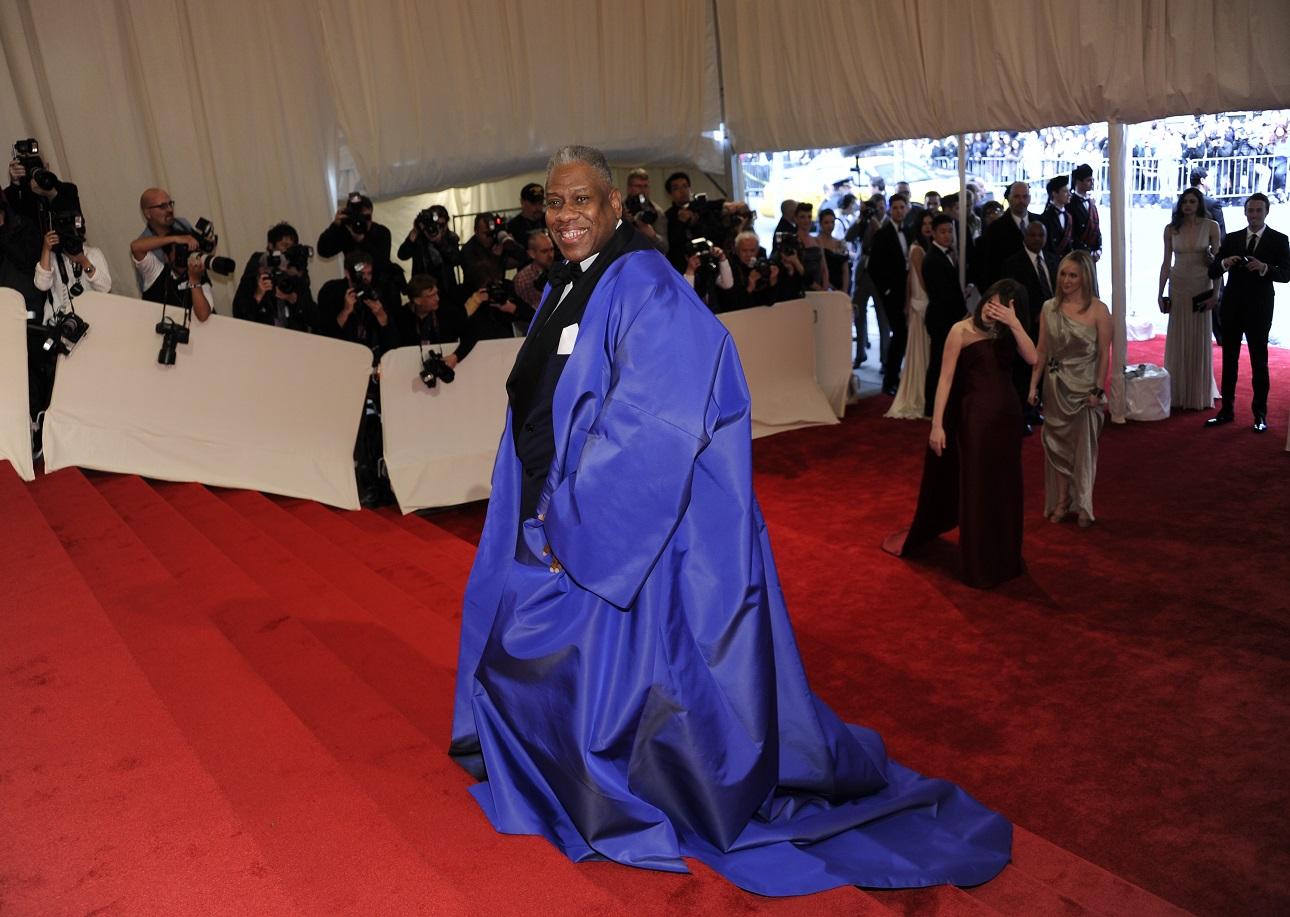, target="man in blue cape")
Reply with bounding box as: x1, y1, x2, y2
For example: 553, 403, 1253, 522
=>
450, 145, 1011, 895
